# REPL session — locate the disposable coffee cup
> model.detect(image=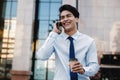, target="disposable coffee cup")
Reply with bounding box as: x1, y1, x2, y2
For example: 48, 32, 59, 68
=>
69, 58, 78, 72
